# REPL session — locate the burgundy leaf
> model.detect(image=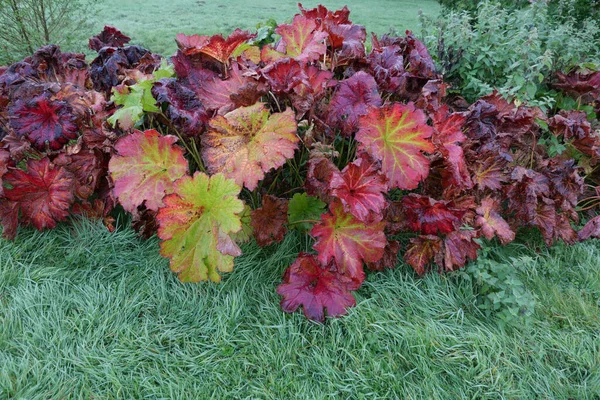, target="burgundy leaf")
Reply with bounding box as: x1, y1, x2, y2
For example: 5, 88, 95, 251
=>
250, 195, 288, 247
89, 26, 131, 51
277, 253, 356, 323
2, 158, 74, 236
9, 94, 78, 151
329, 152, 388, 222
326, 71, 381, 136
402, 194, 465, 235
